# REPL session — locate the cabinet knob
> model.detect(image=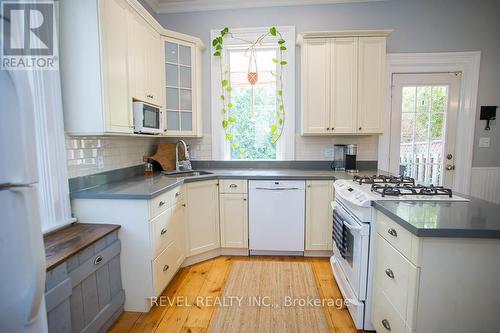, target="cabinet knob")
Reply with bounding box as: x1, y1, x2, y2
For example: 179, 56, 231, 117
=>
358, 127, 362, 131
158, 200, 165, 207
182, 203, 186, 207
163, 264, 169, 272
381, 319, 391, 331
385, 268, 395, 279
387, 228, 398, 237
243, 198, 247, 201
229, 184, 238, 188
175, 192, 180, 197
160, 228, 167, 235
326, 127, 330, 130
